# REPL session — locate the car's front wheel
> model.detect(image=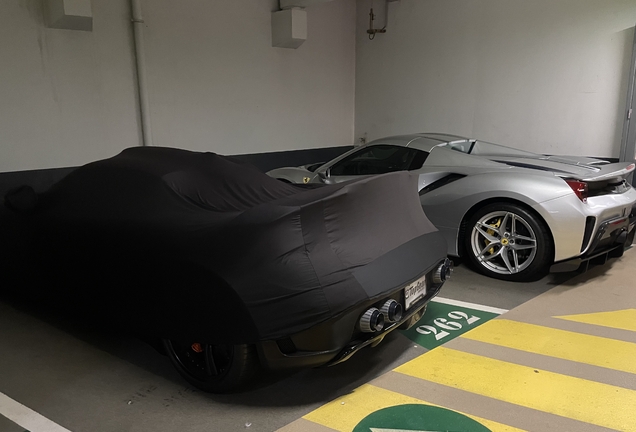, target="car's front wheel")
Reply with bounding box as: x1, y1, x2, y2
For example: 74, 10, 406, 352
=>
464, 203, 553, 282
163, 340, 258, 393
